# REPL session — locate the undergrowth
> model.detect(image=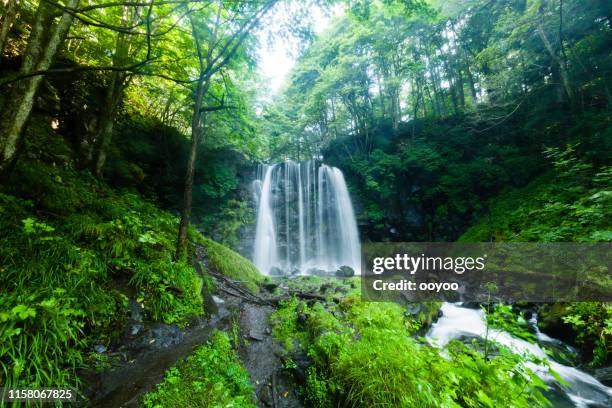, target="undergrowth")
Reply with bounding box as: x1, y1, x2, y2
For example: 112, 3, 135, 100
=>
460, 145, 611, 366
0, 123, 204, 389
143, 331, 255, 408
271, 295, 552, 408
